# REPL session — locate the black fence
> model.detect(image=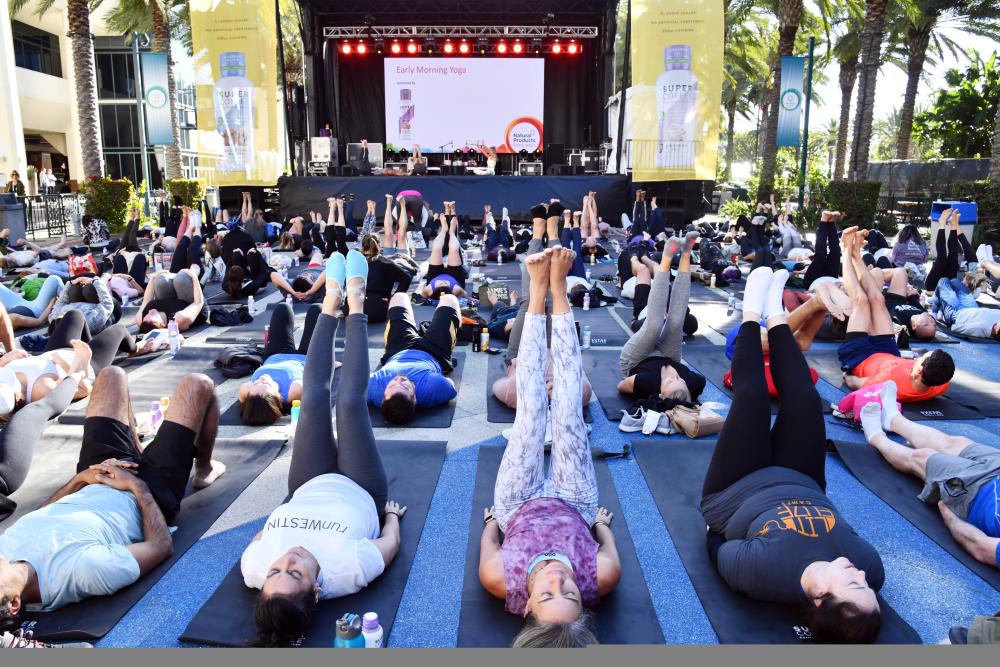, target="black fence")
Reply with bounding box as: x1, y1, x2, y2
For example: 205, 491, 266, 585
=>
869, 158, 989, 229
14, 194, 85, 239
